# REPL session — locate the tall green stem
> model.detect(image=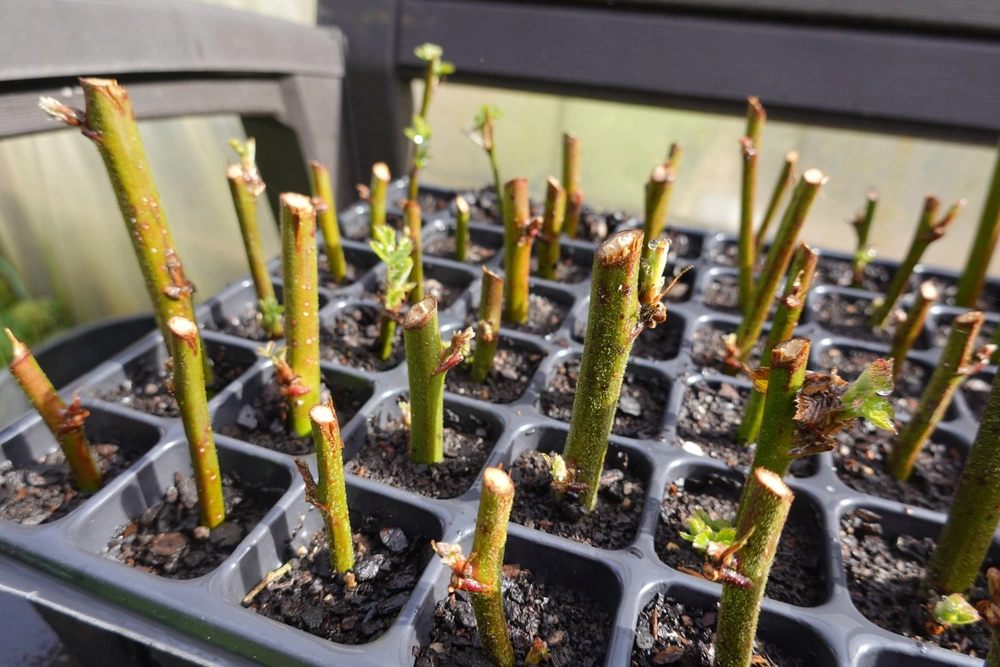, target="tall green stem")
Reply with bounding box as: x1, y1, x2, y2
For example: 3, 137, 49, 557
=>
731, 169, 826, 367
641, 165, 675, 266
471, 268, 504, 383
924, 371, 1000, 595
888, 281, 938, 386
536, 177, 566, 280
738, 97, 766, 312
454, 195, 470, 262
309, 161, 347, 284
369, 162, 390, 236
869, 196, 964, 329
563, 229, 644, 511
469, 467, 515, 667
746, 338, 811, 478
754, 150, 797, 252
406, 201, 424, 302
955, 140, 1000, 307
166, 317, 225, 528
851, 190, 879, 288
502, 178, 537, 324
6, 329, 101, 492
562, 133, 582, 238
280, 193, 320, 438
737, 245, 817, 444
715, 468, 794, 667
888, 310, 985, 481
